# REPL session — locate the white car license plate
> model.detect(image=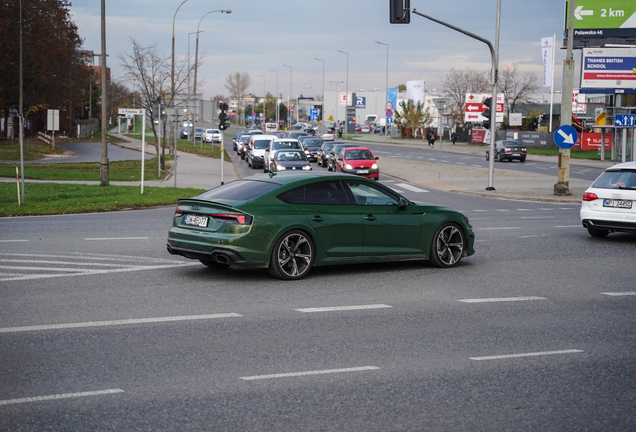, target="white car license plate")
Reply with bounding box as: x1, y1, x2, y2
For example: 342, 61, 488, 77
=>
184, 215, 209, 227
357, 169, 369, 174
513, 153, 520, 156
603, 199, 632, 209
